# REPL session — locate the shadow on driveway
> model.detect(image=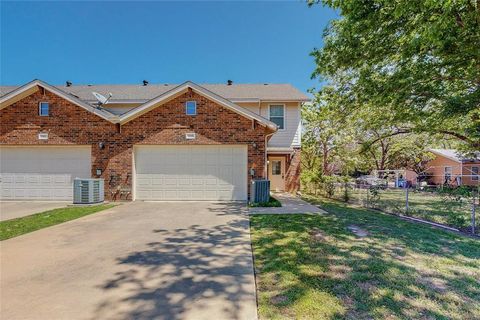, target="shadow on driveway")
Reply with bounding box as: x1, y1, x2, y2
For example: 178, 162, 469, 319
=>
92, 202, 257, 320
1, 201, 257, 320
